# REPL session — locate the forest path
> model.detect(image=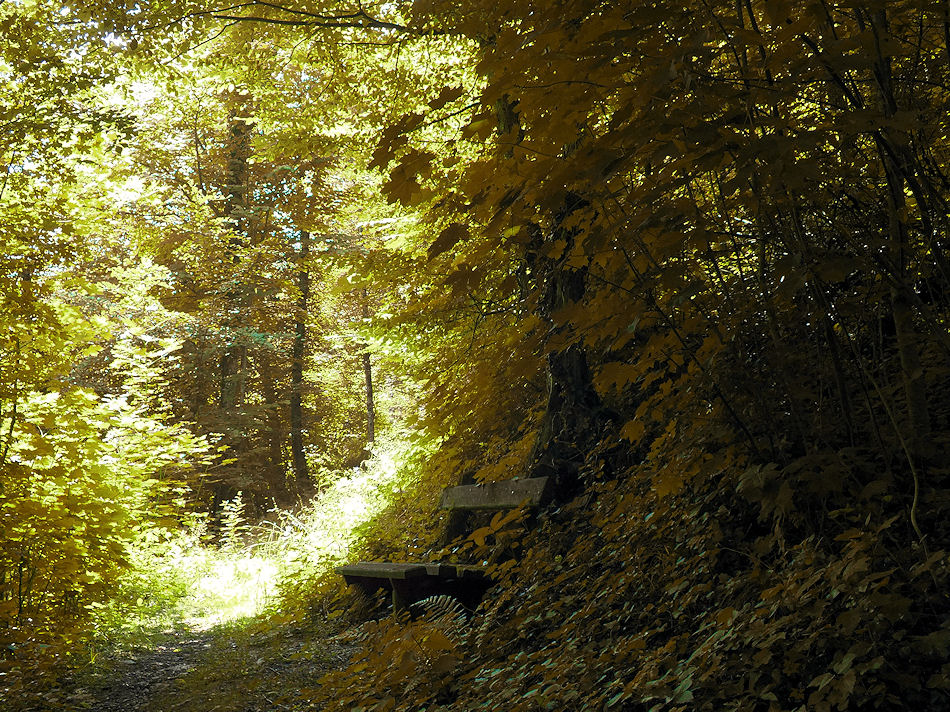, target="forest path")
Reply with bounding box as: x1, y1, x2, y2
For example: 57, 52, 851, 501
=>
72, 618, 339, 712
